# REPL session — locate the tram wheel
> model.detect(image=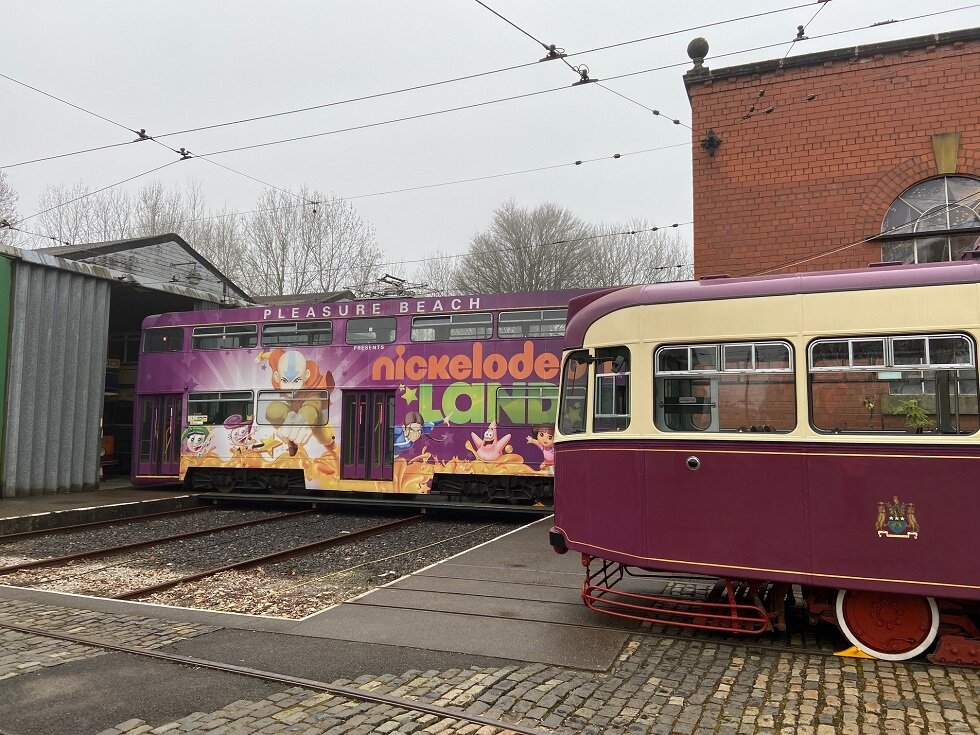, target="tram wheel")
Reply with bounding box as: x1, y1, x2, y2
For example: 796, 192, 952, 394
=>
835, 589, 939, 661
214, 472, 235, 493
